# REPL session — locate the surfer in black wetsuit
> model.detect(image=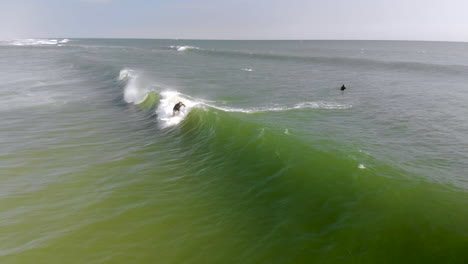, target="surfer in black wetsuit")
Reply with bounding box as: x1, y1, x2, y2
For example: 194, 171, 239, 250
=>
340, 84, 346, 91
173, 102, 185, 116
